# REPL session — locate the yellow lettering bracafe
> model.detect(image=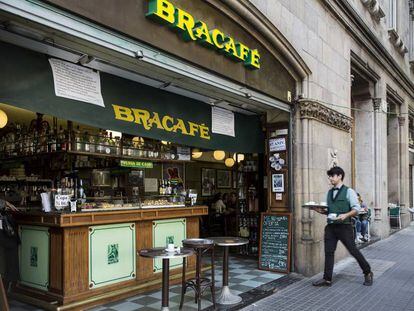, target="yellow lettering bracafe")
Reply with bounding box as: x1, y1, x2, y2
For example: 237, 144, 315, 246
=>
146, 0, 261, 70
112, 104, 211, 140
